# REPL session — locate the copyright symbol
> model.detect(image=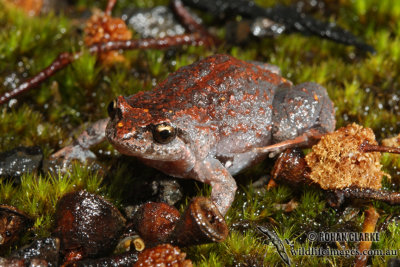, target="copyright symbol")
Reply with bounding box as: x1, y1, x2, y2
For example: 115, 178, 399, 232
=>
307, 231, 318, 242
